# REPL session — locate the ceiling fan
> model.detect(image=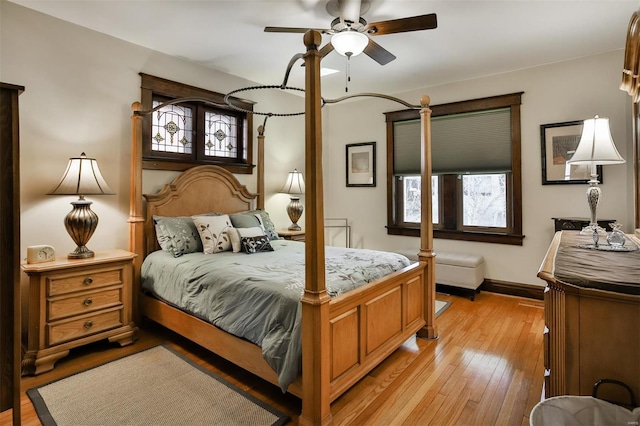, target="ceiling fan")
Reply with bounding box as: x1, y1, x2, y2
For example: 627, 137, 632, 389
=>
264, 0, 437, 65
